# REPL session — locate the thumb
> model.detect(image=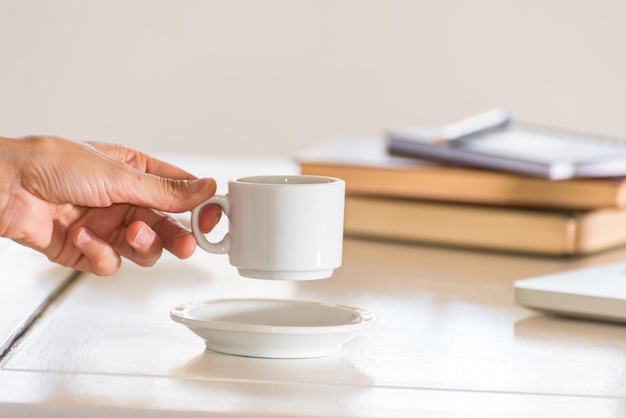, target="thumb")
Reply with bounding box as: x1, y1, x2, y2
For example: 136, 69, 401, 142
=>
110, 174, 217, 213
